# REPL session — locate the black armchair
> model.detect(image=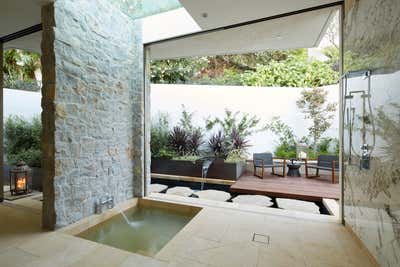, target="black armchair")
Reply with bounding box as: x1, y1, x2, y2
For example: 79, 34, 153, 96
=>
305, 155, 339, 184
253, 153, 286, 178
